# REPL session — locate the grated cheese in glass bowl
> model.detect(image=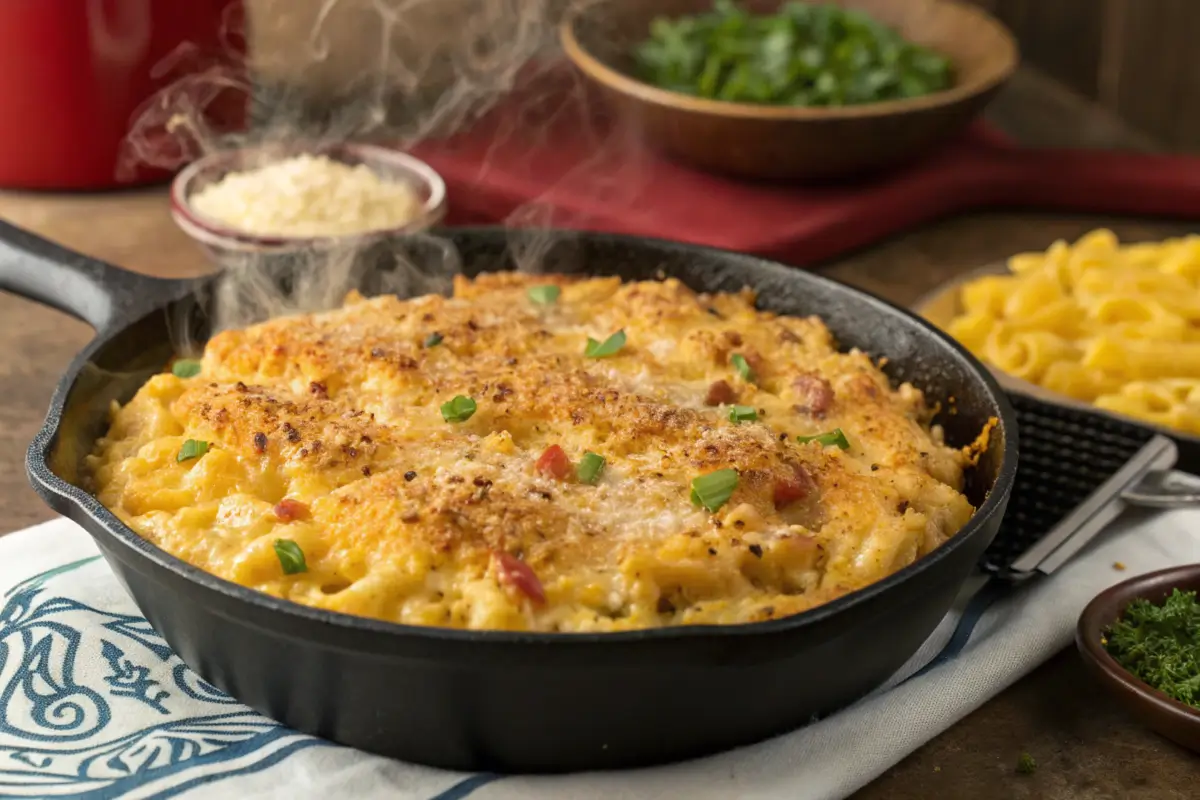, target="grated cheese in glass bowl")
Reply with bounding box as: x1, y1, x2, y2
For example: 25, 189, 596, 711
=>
170, 142, 447, 259
188, 154, 426, 239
